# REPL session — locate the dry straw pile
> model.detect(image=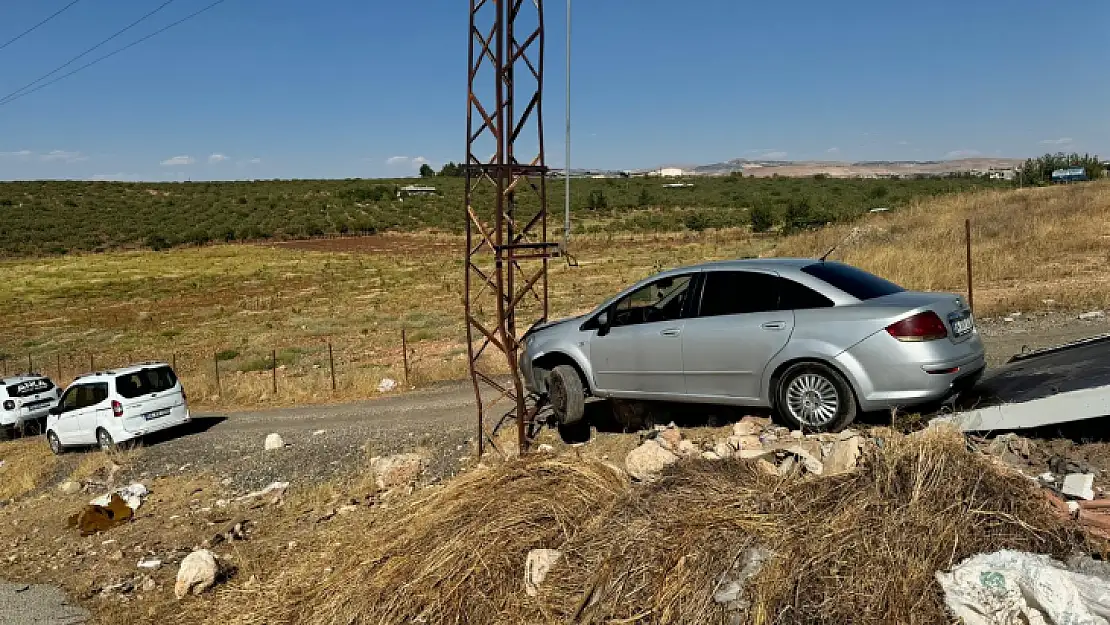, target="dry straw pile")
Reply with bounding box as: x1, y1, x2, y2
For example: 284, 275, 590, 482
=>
210, 428, 1082, 625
